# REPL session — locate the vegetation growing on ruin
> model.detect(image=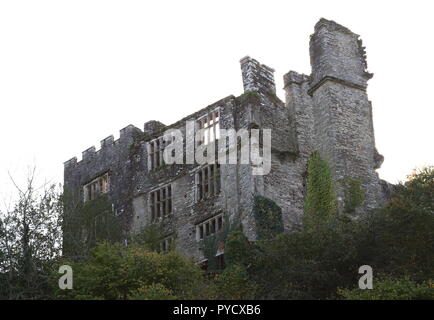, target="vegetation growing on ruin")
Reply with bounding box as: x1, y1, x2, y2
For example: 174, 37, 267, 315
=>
253, 195, 284, 240
62, 191, 123, 259
342, 177, 365, 213
201, 215, 241, 271
237, 90, 261, 105
131, 224, 164, 252
303, 152, 338, 228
